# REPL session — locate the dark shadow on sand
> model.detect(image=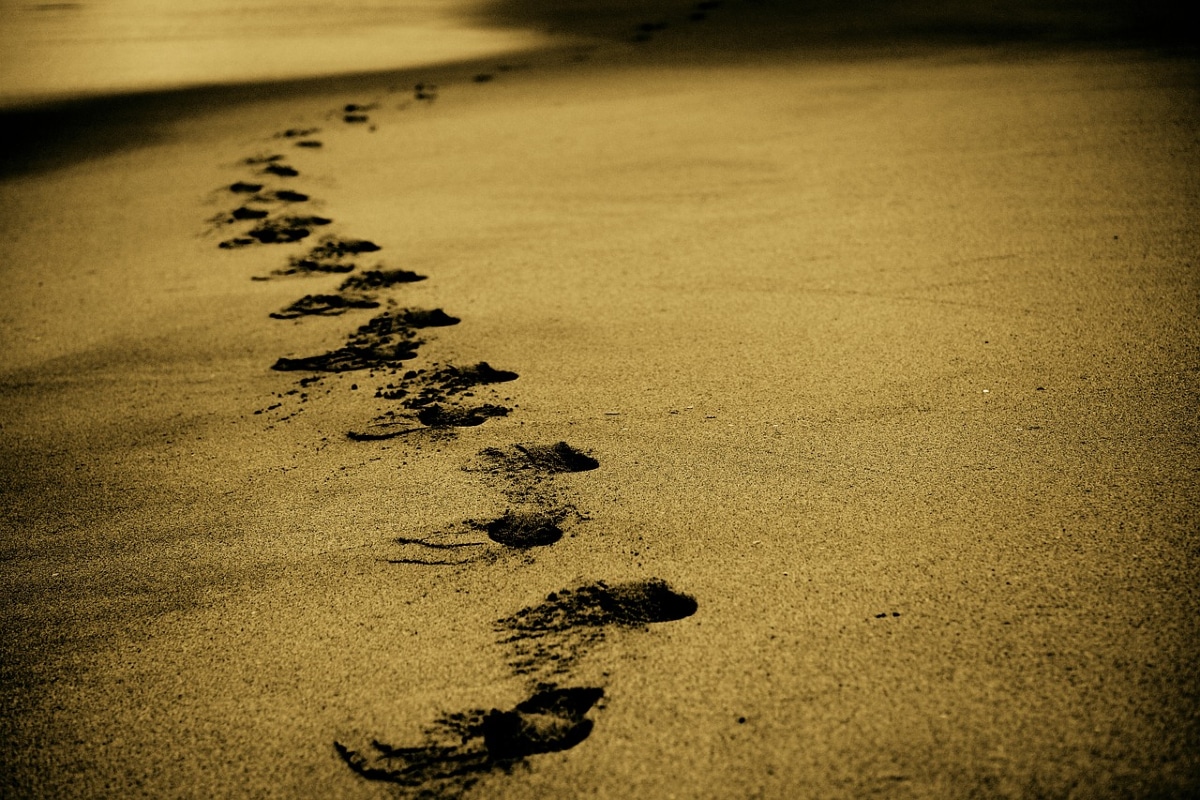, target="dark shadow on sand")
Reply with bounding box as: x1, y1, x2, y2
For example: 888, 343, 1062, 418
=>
479, 0, 1193, 50
0, 0, 1192, 179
